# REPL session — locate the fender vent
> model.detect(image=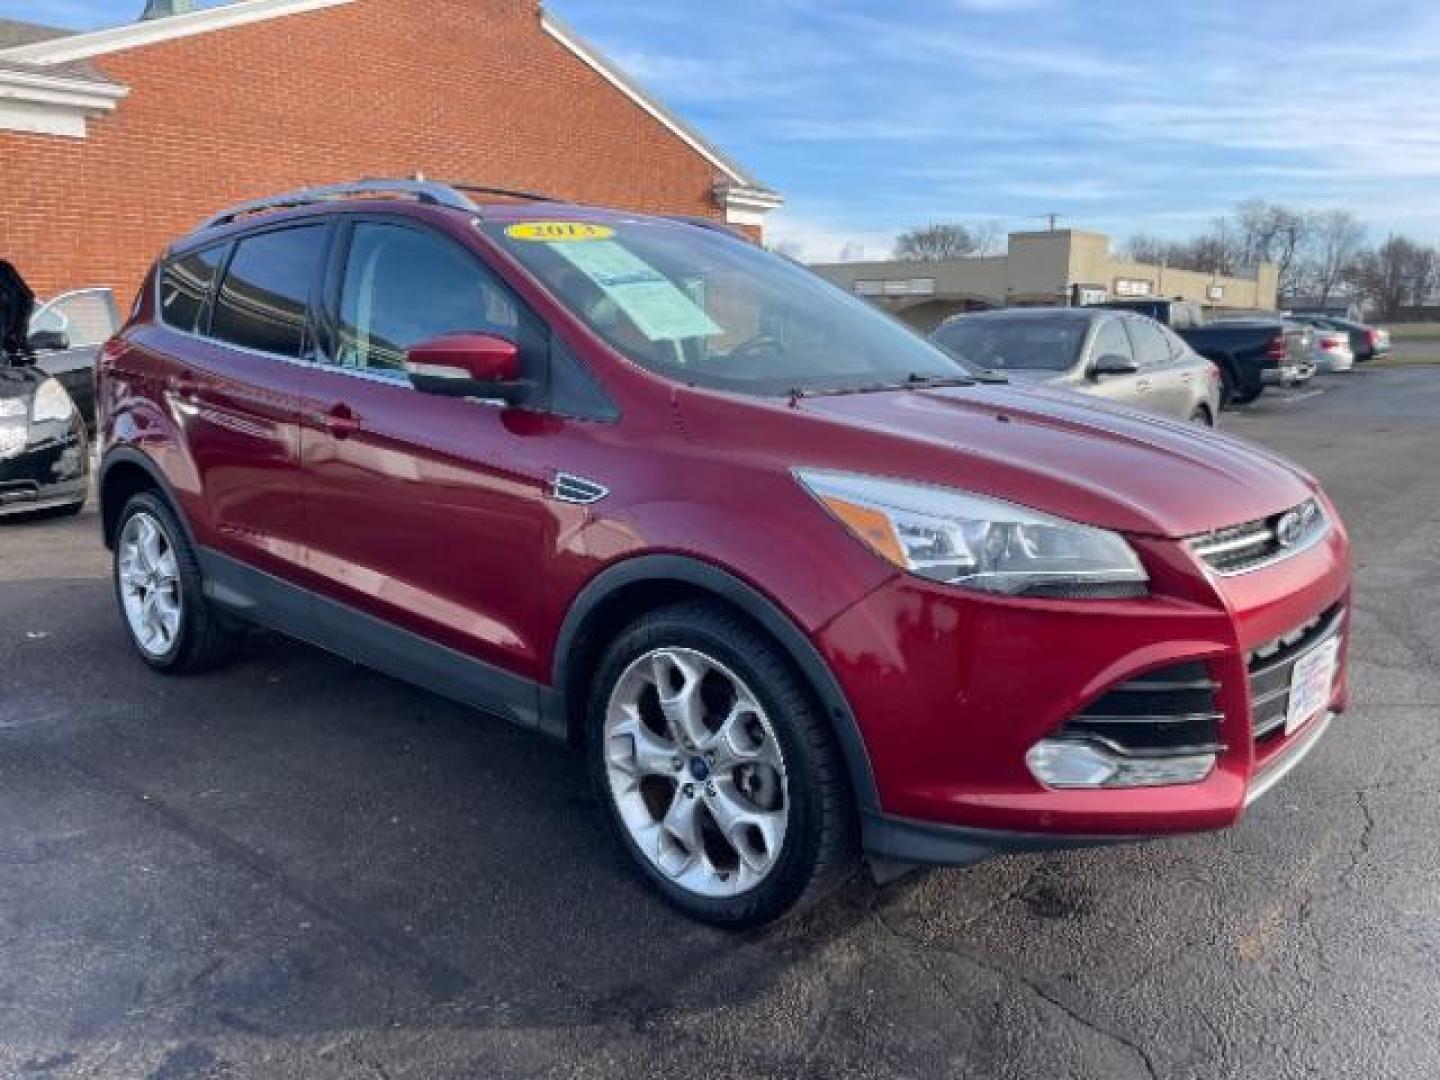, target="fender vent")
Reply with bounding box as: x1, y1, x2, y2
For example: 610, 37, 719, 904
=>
552, 472, 608, 505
